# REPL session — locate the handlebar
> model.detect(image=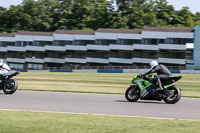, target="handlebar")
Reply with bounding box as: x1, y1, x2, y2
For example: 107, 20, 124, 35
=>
137, 74, 154, 79
137, 74, 144, 78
